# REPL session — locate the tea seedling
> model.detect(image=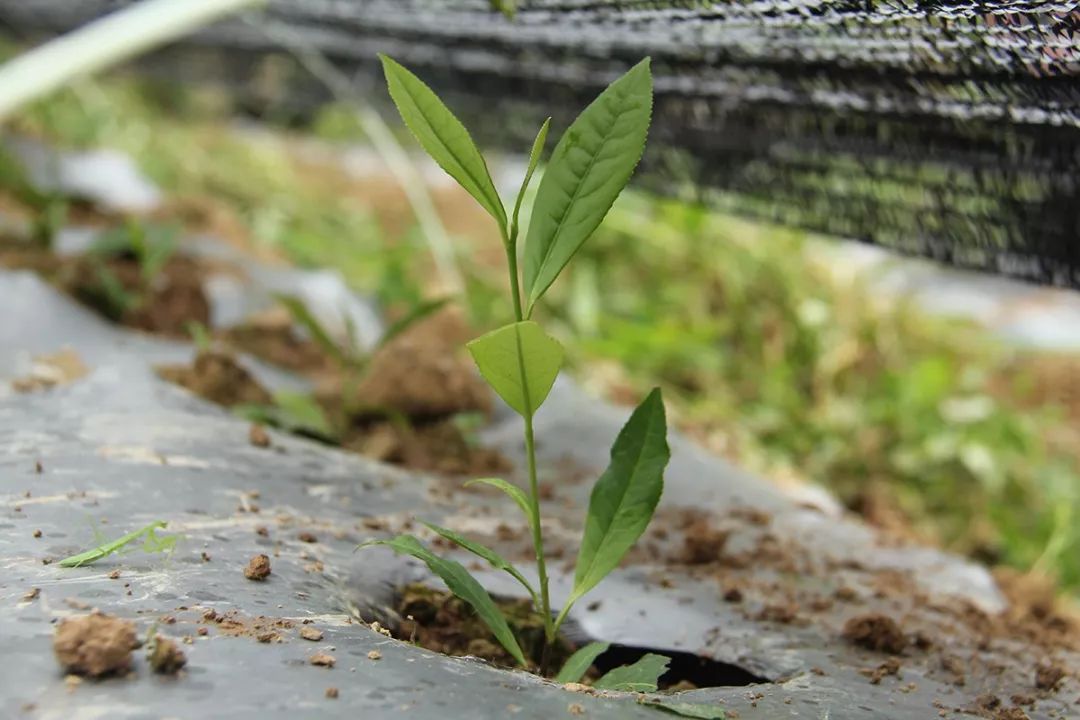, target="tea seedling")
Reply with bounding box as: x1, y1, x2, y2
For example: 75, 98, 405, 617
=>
236, 294, 448, 438
361, 55, 670, 676
86, 219, 178, 319
58, 520, 176, 567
